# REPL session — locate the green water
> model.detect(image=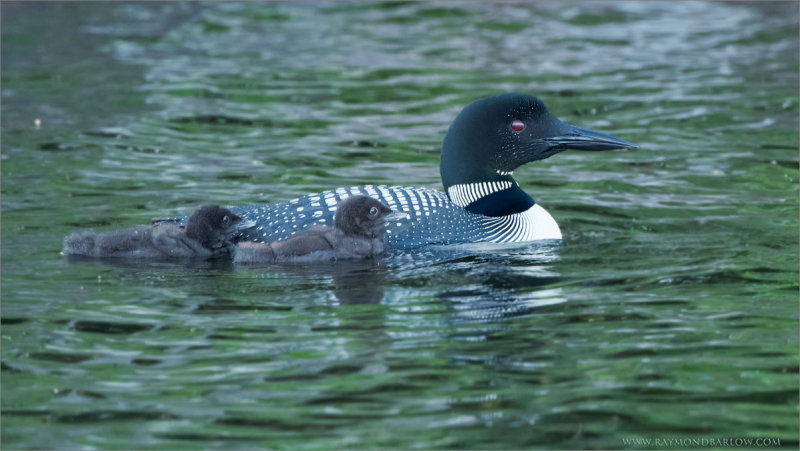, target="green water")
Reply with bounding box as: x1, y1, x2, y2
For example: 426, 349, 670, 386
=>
2, 2, 798, 449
